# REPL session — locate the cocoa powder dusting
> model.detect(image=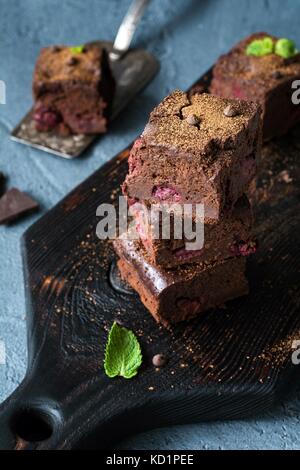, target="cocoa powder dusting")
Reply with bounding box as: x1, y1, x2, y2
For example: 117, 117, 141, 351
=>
144, 91, 260, 156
